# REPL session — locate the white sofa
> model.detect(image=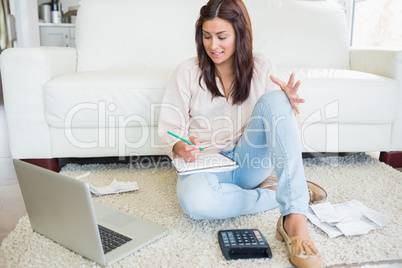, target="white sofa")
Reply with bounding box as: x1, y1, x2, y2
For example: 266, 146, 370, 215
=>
1, 0, 401, 170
